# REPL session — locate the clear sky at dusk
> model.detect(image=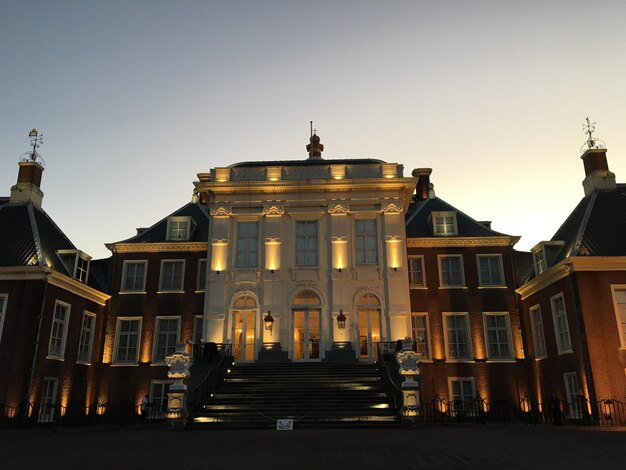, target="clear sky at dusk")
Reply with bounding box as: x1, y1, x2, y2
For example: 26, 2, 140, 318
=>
1, 1, 625, 259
